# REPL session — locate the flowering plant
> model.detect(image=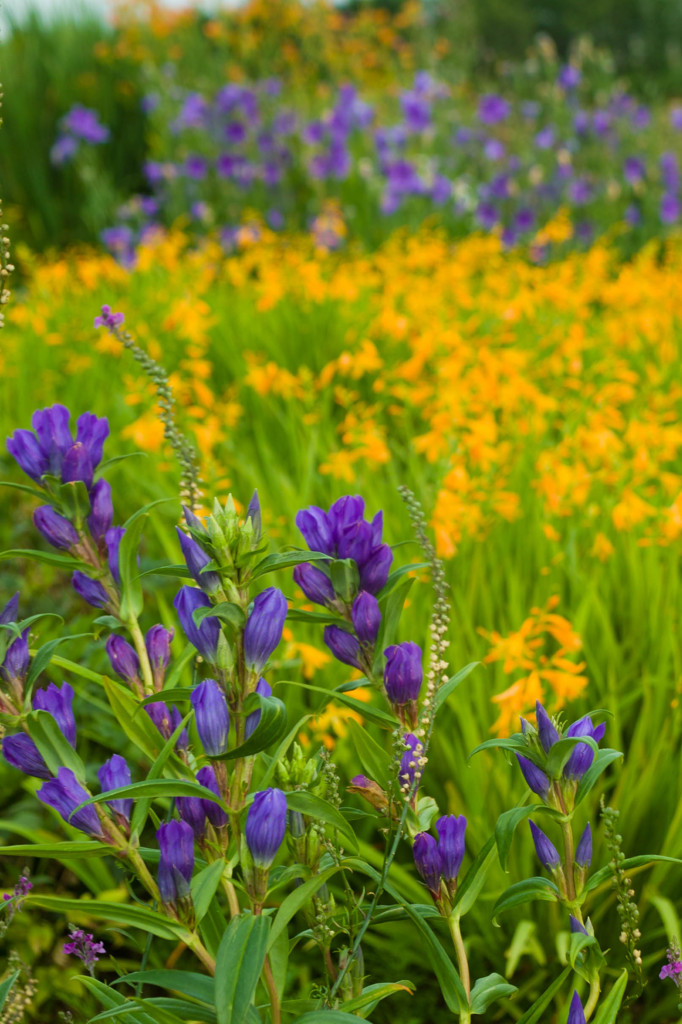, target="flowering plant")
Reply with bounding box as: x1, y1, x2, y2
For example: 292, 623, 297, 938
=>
0, 310, 681, 1023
